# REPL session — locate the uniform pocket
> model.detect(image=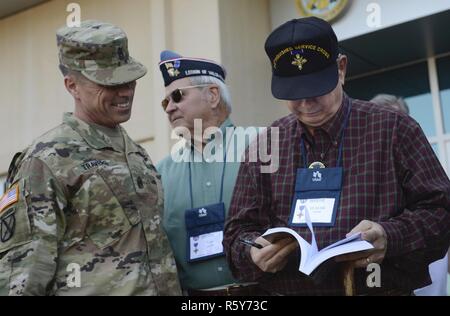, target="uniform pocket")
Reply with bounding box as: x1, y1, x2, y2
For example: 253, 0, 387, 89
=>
71, 173, 132, 249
